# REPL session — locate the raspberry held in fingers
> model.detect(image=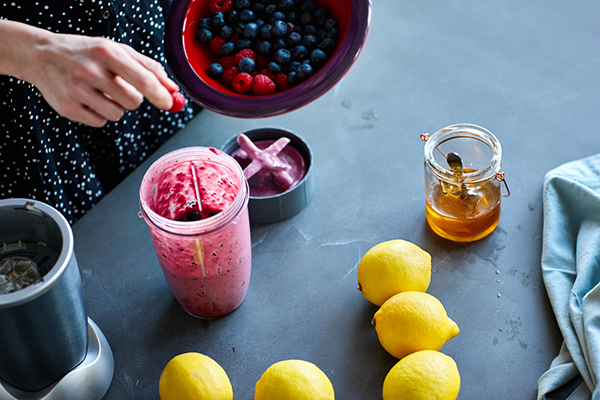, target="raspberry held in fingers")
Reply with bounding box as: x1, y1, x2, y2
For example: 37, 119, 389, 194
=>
168, 92, 186, 113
